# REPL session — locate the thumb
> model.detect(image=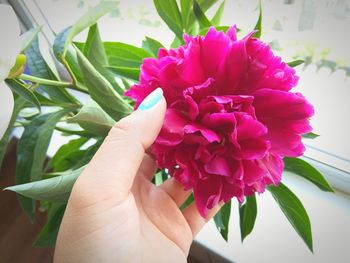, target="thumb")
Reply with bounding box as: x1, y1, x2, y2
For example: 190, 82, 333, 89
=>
74, 88, 166, 204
